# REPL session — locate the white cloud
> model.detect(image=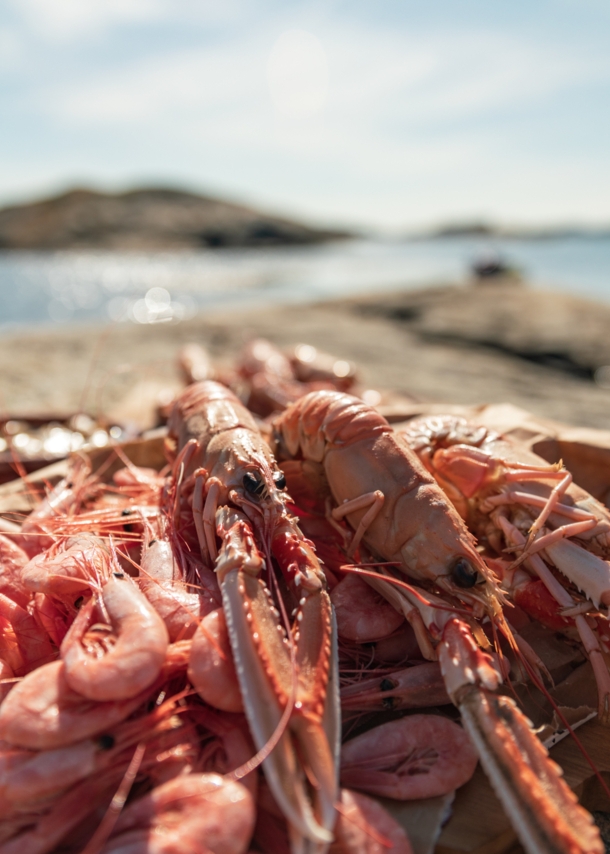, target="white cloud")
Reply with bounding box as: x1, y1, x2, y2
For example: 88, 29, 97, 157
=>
324, 28, 603, 126
0, 27, 23, 71
10, 0, 244, 43
52, 42, 266, 123
267, 30, 329, 119
5, 6, 610, 228
11, 0, 167, 41
49, 23, 607, 130
38, 19, 610, 228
